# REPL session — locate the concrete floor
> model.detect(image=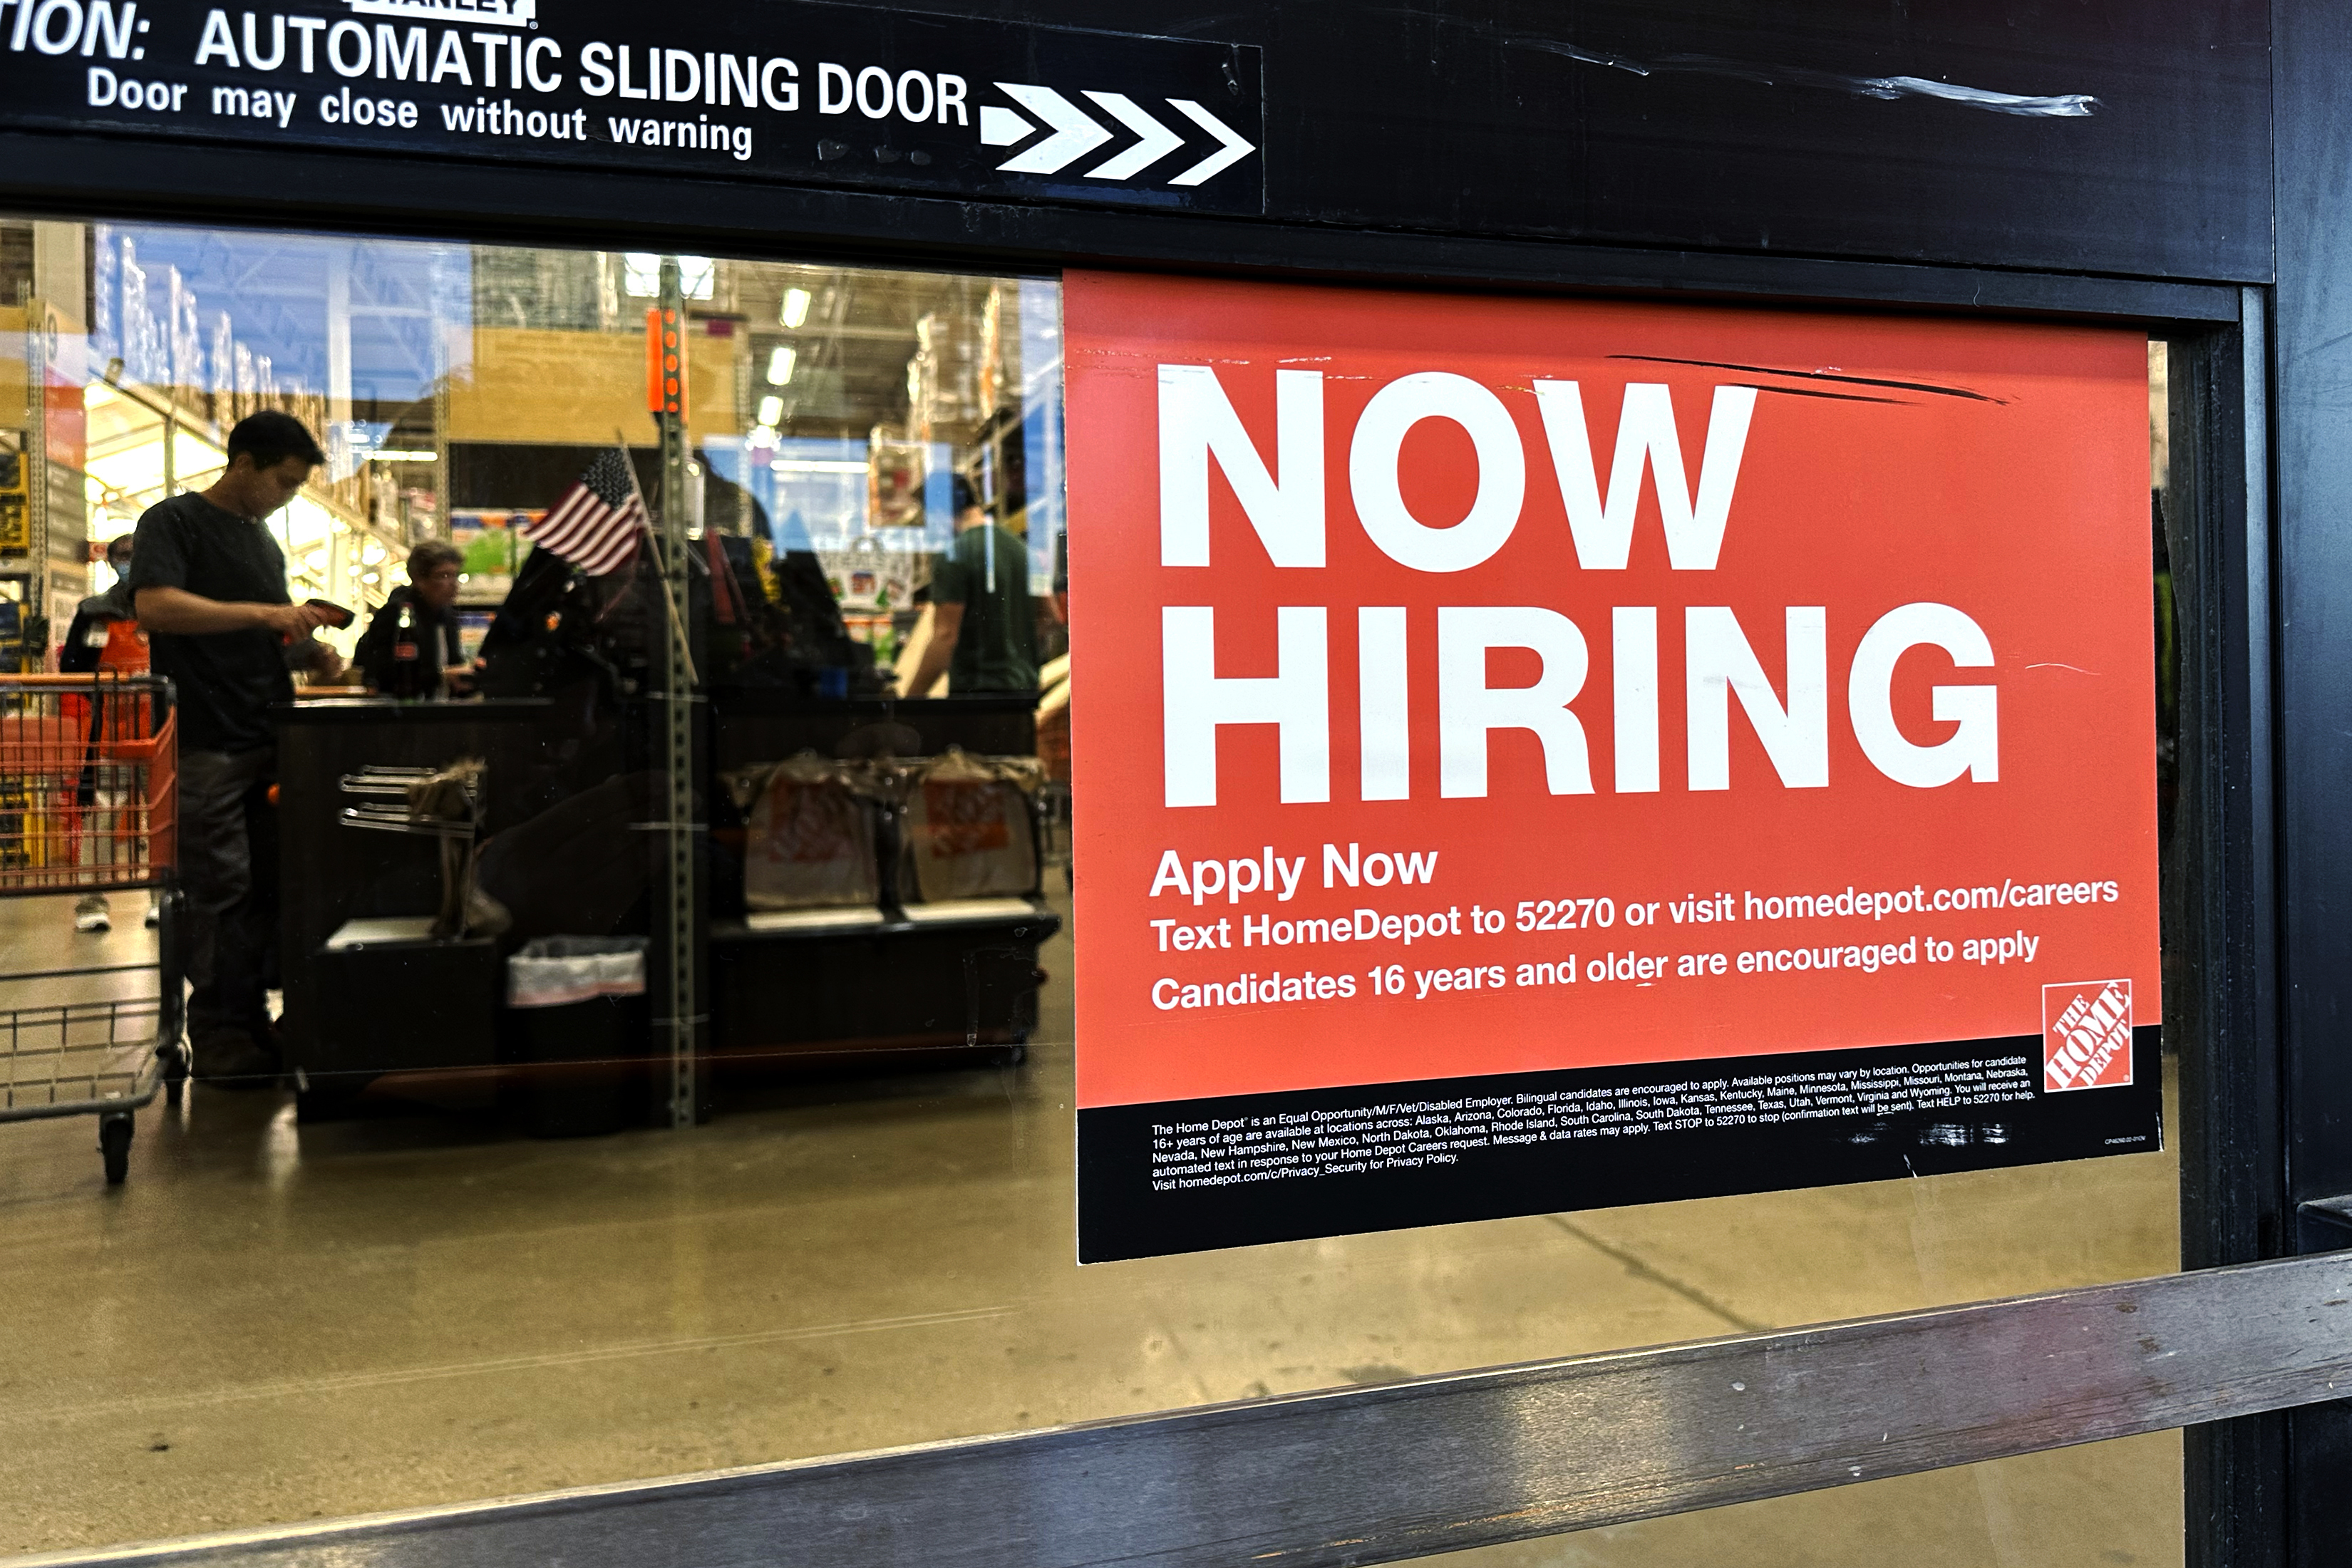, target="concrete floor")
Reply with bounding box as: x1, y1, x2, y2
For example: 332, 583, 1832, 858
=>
0, 889, 2180, 1563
